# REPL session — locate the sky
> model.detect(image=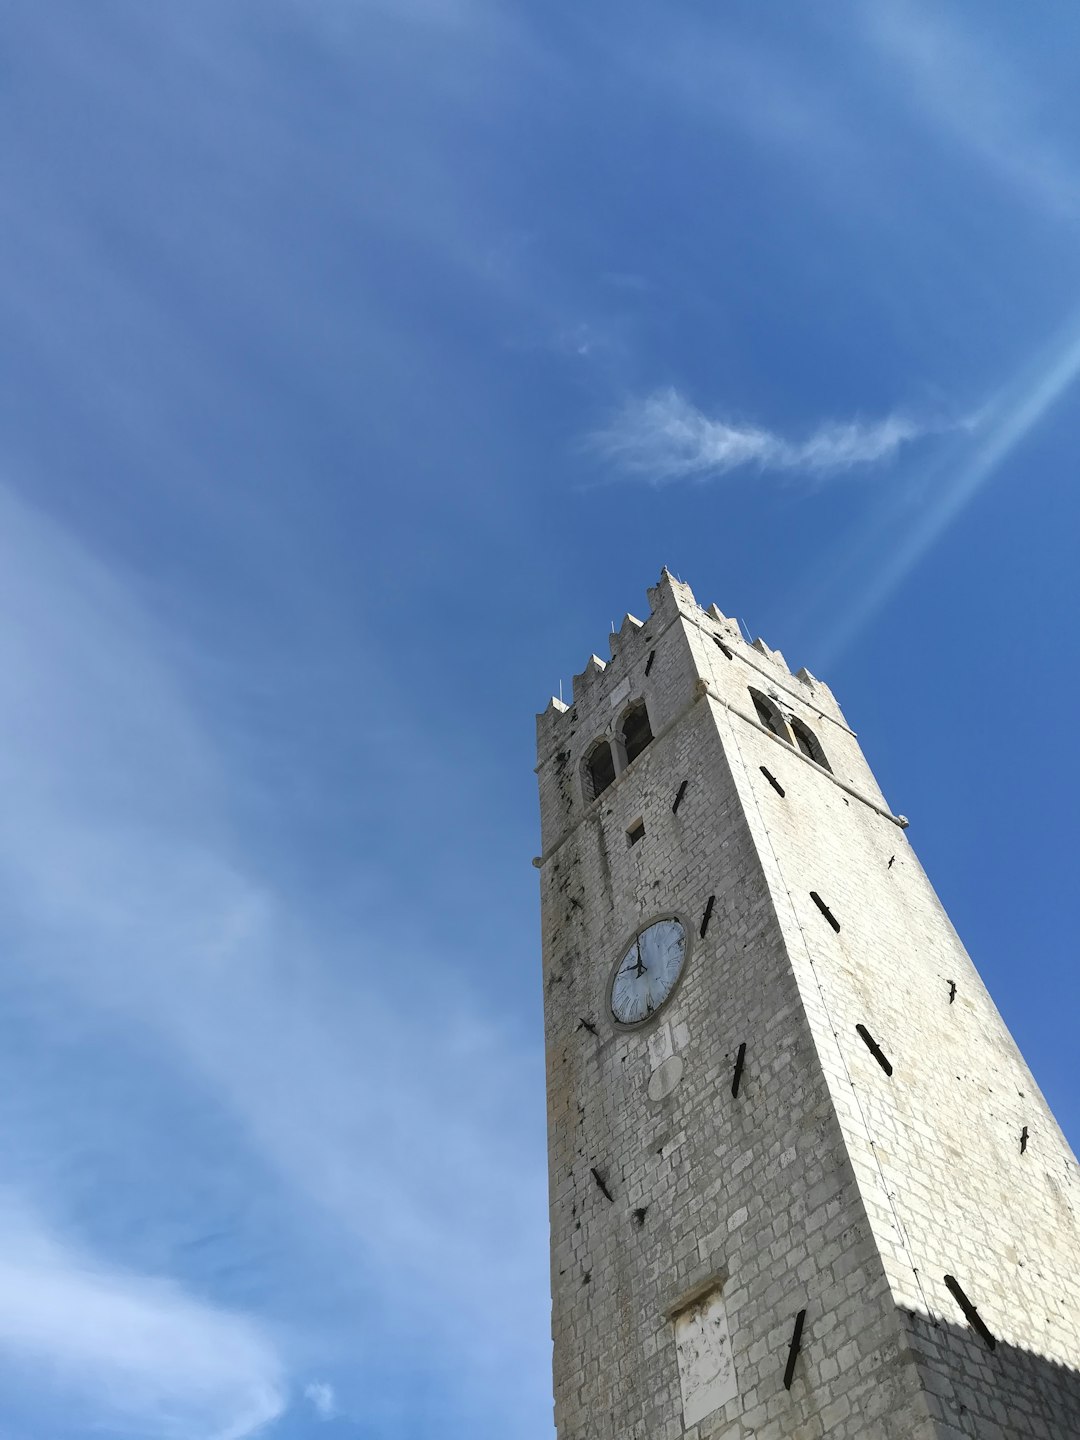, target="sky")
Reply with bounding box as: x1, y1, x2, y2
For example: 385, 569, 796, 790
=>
0, 2, 1078, 1436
